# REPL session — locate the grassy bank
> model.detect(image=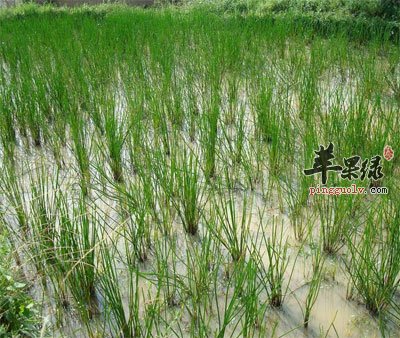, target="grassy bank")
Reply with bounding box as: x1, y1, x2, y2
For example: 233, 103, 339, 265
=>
185, 0, 400, 21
